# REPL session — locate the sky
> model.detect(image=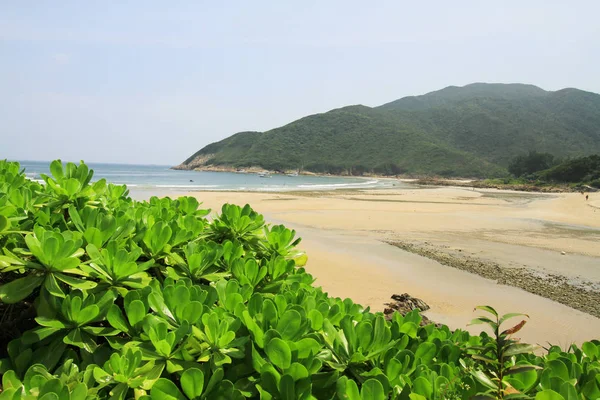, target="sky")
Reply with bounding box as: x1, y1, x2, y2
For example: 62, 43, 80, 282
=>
1, 1, 599, 165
